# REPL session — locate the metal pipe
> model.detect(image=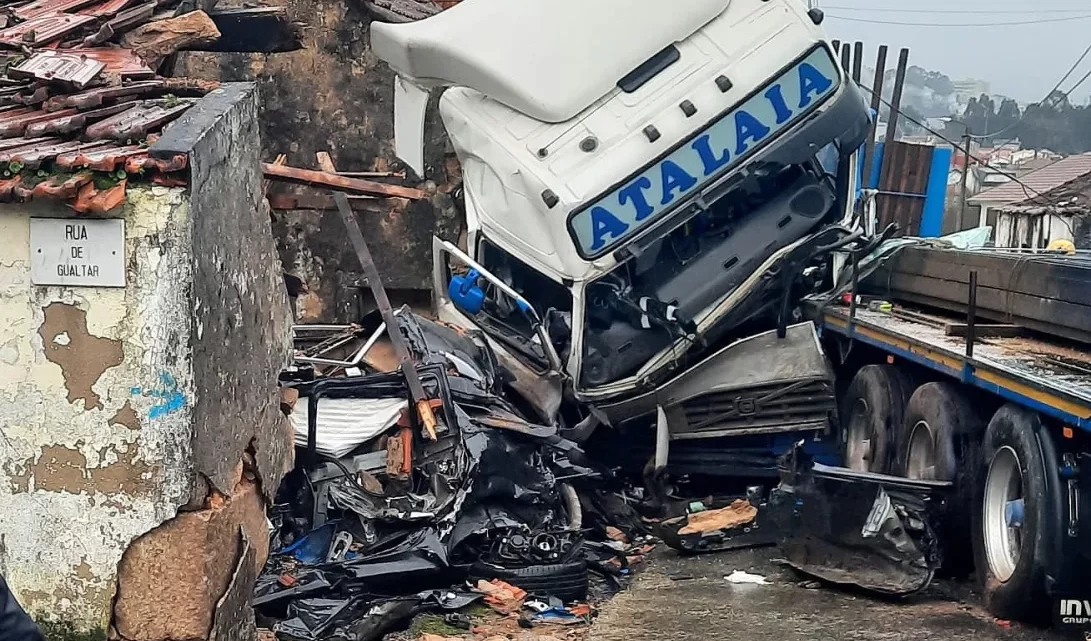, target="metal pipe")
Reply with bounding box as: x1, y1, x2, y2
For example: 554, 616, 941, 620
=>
852, 41, 863, 83
884, 48, 910, 150
849, 250, 860, 329
293, 324, 357, 332
966, 270, 978, 358
654, 405, 670, 472
295, 310, 402, 367
860, 45, 887, 191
